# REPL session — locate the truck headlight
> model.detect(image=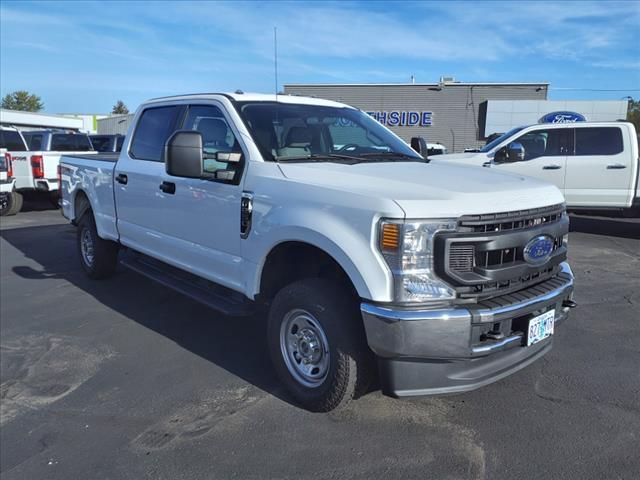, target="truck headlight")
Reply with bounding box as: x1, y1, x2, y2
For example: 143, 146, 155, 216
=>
379, 219, 457, 303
